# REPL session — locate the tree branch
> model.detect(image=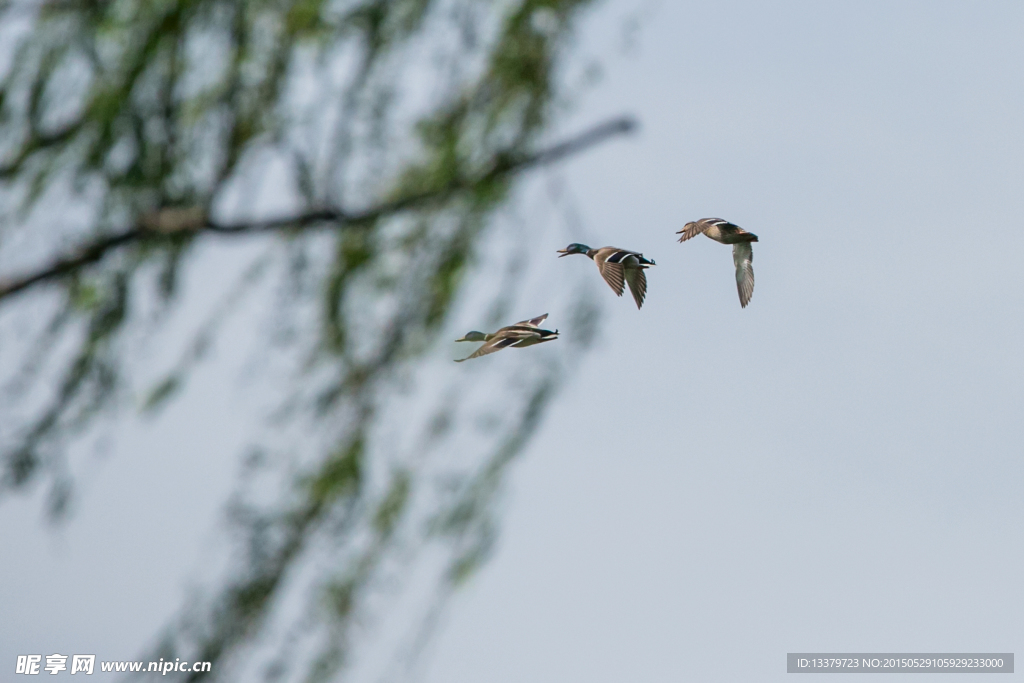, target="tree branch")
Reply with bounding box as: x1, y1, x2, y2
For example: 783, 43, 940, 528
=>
0, 115, 636, 302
